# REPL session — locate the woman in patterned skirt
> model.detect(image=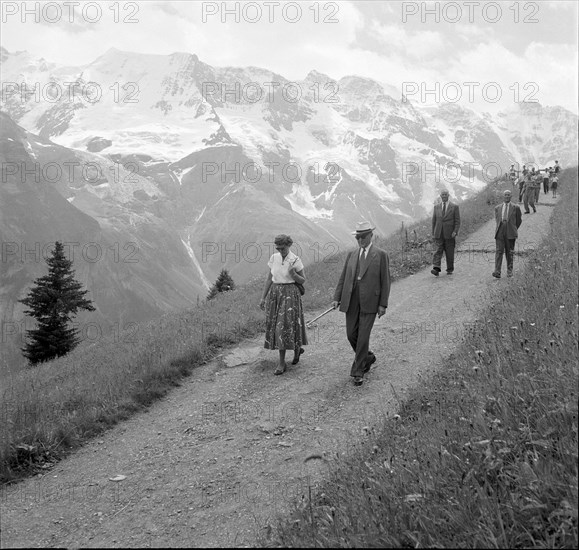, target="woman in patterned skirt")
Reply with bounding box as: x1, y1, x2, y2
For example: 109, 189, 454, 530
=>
259, 234, 308, 375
